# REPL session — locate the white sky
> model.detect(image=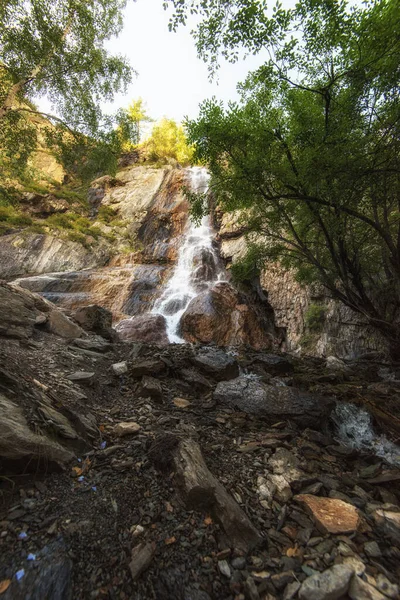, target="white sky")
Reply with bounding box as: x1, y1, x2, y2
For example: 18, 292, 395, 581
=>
102, 0, 274, 125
